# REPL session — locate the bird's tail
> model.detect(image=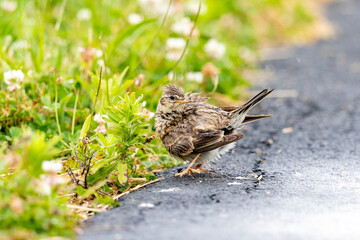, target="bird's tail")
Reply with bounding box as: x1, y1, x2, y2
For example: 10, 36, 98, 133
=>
230, 89, 274, 129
